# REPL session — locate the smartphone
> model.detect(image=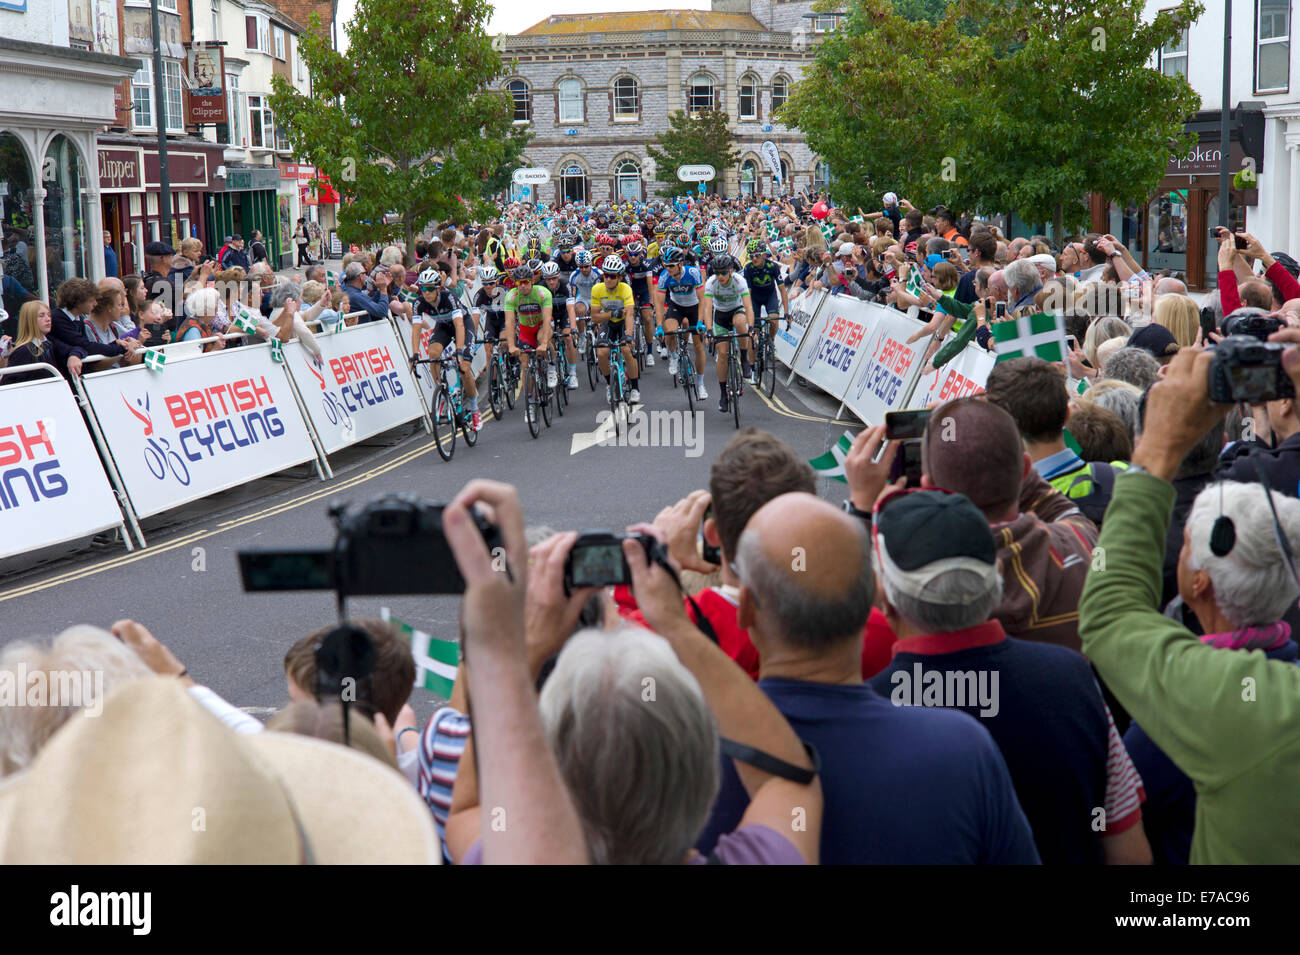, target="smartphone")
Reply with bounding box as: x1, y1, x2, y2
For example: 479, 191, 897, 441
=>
1211, 226, 1249, 251
887, 440, 924, 487
994, 301, 1007, 320
1199, 306, 1218, 340
1066, 334, 1077, 351
885, 409, 932, 441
